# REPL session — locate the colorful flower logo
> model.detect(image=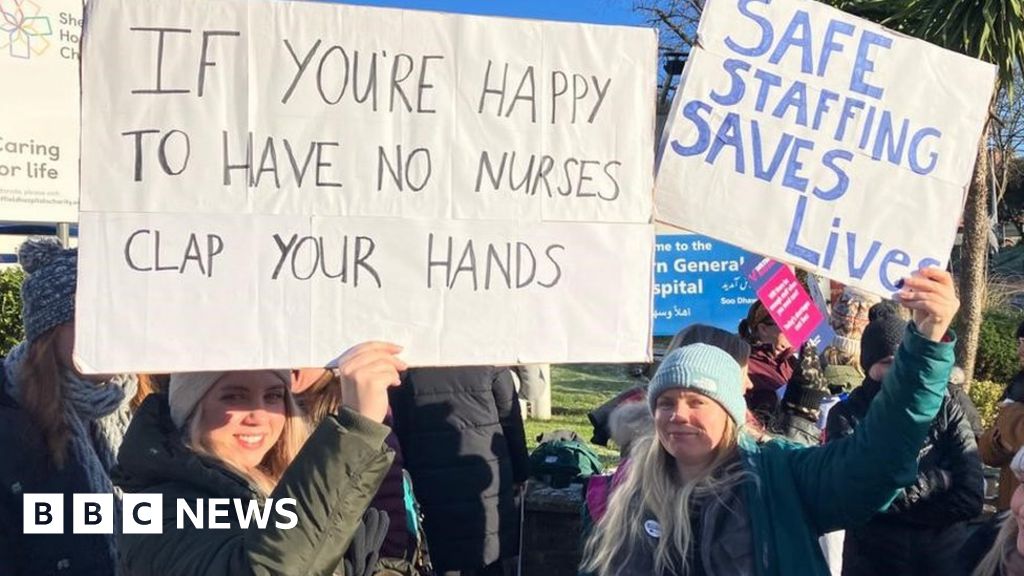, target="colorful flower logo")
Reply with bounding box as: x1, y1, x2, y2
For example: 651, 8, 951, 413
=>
0, 0, 53, 59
